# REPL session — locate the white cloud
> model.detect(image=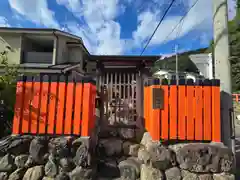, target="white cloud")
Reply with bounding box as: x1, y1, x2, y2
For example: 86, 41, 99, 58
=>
8, 0, 60, 28
57, 0, 127, 55
0, 16, 10, 27
6, 0, 237, 55
133, 0, 236, 53
133, 0, 213, 50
